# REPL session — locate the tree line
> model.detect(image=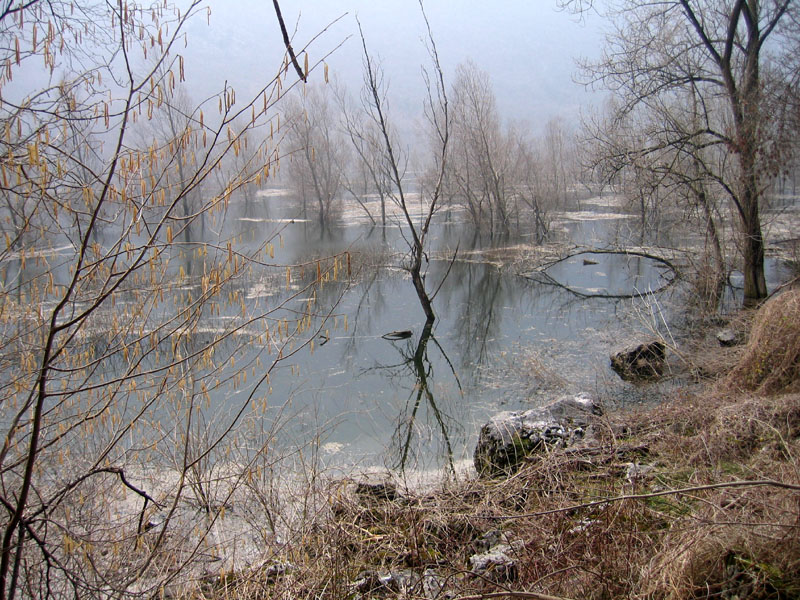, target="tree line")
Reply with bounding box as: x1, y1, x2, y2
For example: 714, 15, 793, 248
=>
283, 0, 800, 313
280, 62, 581, 243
